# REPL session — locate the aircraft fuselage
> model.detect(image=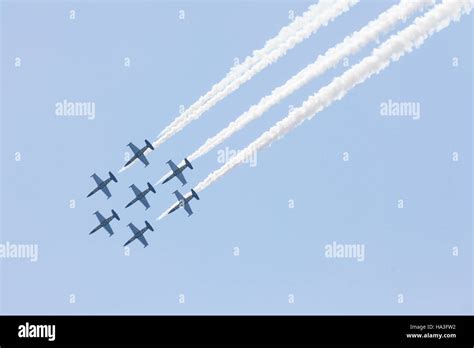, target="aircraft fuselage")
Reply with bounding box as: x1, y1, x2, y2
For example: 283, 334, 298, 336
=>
168, 195, 194, 215
90, 216, 114, 234
87, 178, 112, 197
124, 229, 147, 246
162, 165, 187, 184
125, 148, 147, 167
125, 188, 152, 208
